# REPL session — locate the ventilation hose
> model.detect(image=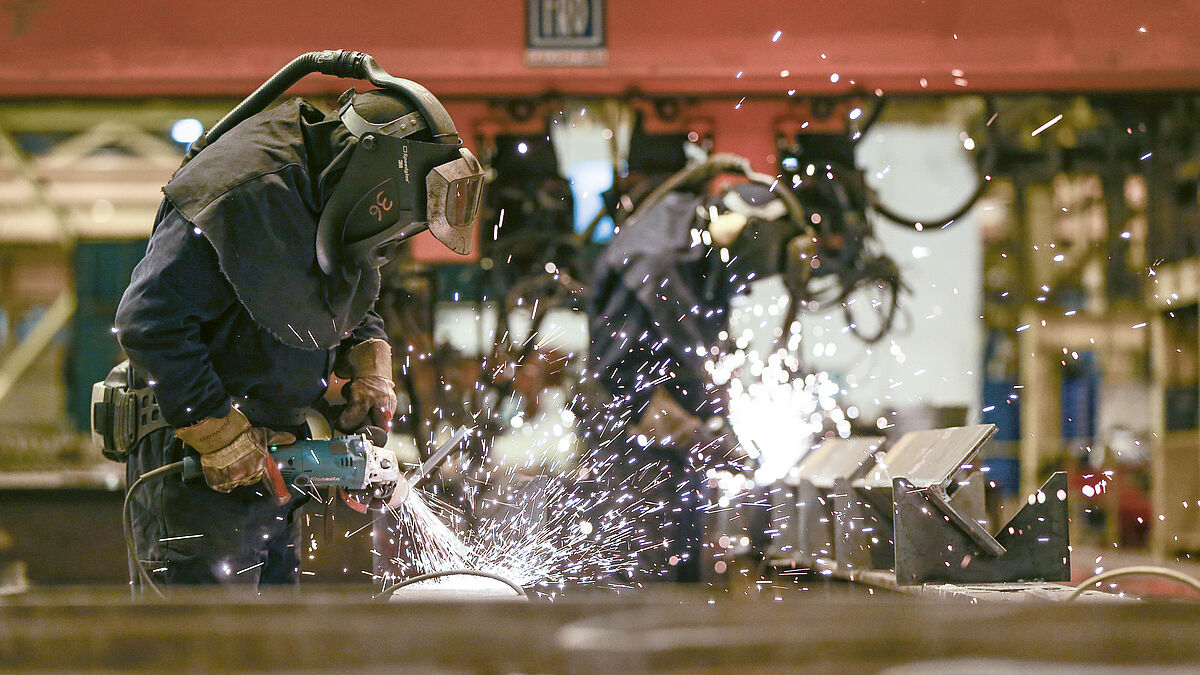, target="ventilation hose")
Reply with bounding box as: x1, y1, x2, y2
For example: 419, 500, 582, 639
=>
633, 153, 806, 229
865, 96, 998, 231
186, 49, 458, 165
190, 50, 370, 161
